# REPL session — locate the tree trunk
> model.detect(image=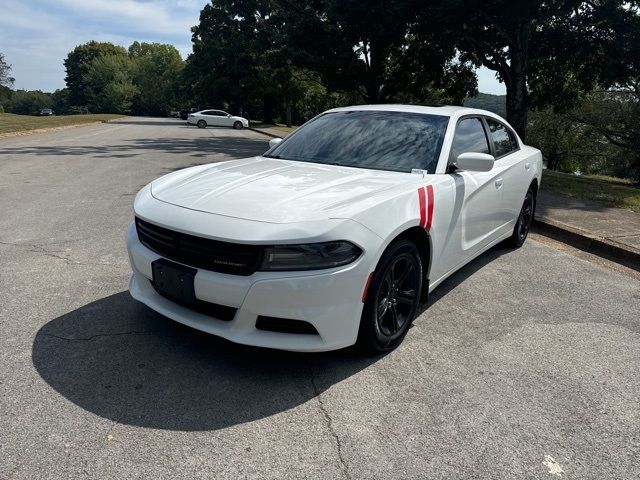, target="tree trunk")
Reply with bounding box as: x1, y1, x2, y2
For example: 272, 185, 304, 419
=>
505, 43, 529, 142
285, 96, 292, 128
262, 96, 275, 124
